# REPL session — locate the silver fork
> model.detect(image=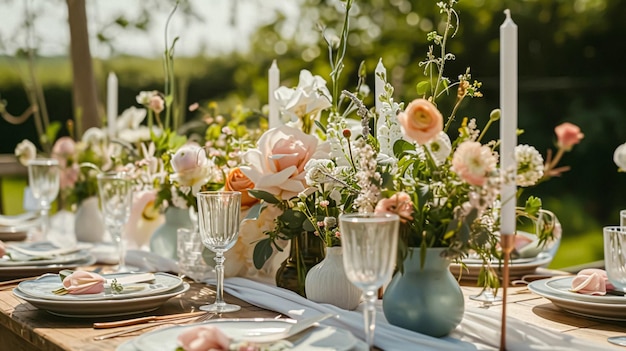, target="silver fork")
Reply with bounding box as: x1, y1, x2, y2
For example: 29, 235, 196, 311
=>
93, 312, 217, 340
